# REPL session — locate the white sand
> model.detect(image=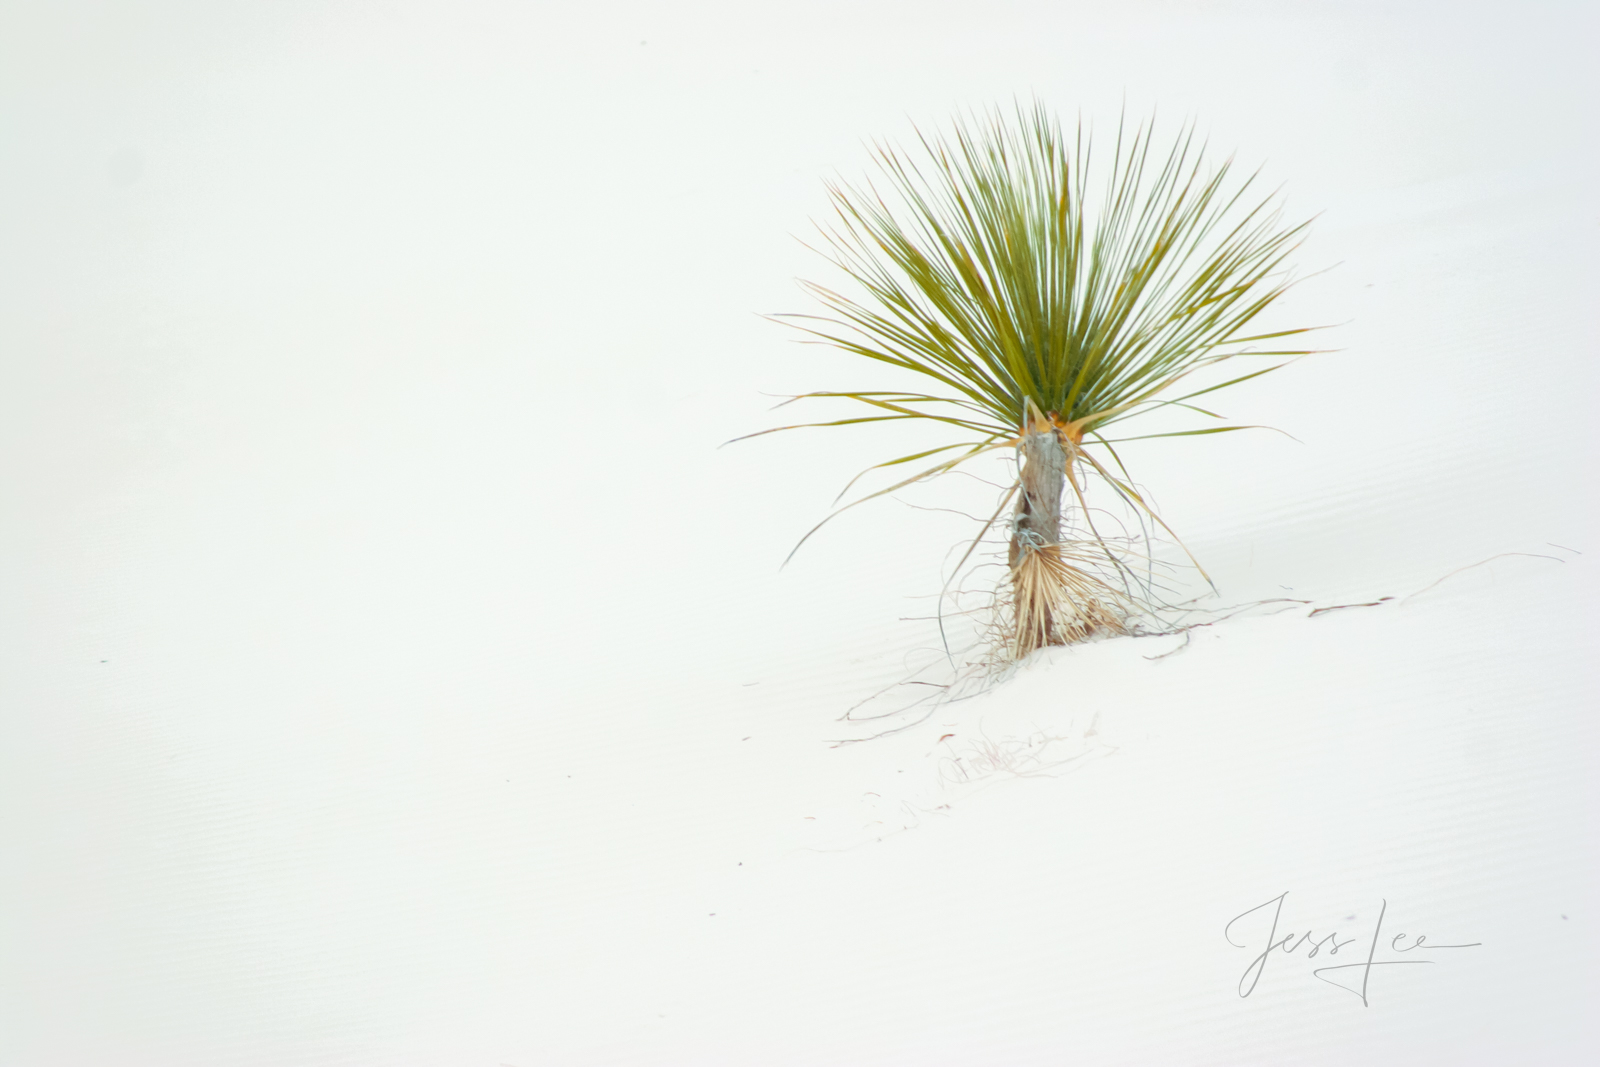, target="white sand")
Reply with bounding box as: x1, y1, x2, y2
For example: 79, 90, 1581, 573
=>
3, 2, 1596, 1063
